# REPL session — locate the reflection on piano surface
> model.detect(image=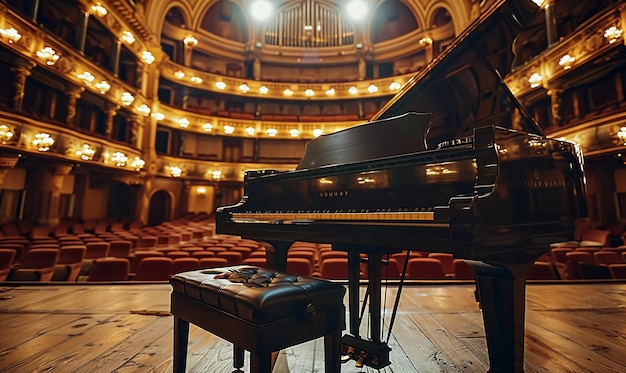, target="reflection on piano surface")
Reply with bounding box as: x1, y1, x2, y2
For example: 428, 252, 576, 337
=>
216, 0, 587, 372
